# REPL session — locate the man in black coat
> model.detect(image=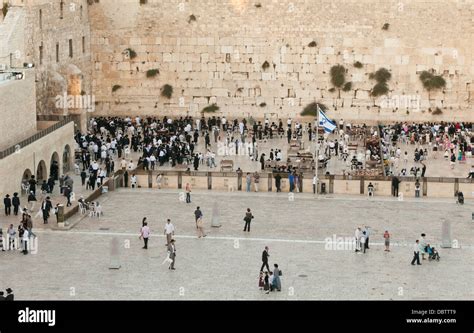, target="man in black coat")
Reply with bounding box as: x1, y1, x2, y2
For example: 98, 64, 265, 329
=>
5, 288, 14, 301
12, 193, 20, 216
275, 174, 282, 192
41, 197, 53, 224
0, 291, 5, 301
28, 176, 37, 195
260, 246, 270, 272
391, 176, 401, 197
4, 194, 11, 216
